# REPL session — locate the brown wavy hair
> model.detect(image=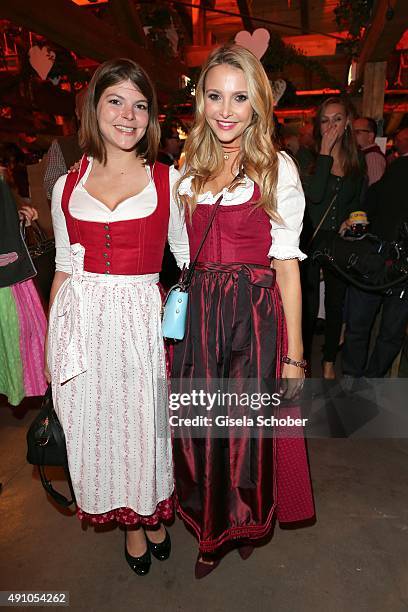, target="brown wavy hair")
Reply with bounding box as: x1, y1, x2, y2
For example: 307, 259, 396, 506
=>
175, 44, 280, 220
313, 97, 361, 176
79, 58, 160, 165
